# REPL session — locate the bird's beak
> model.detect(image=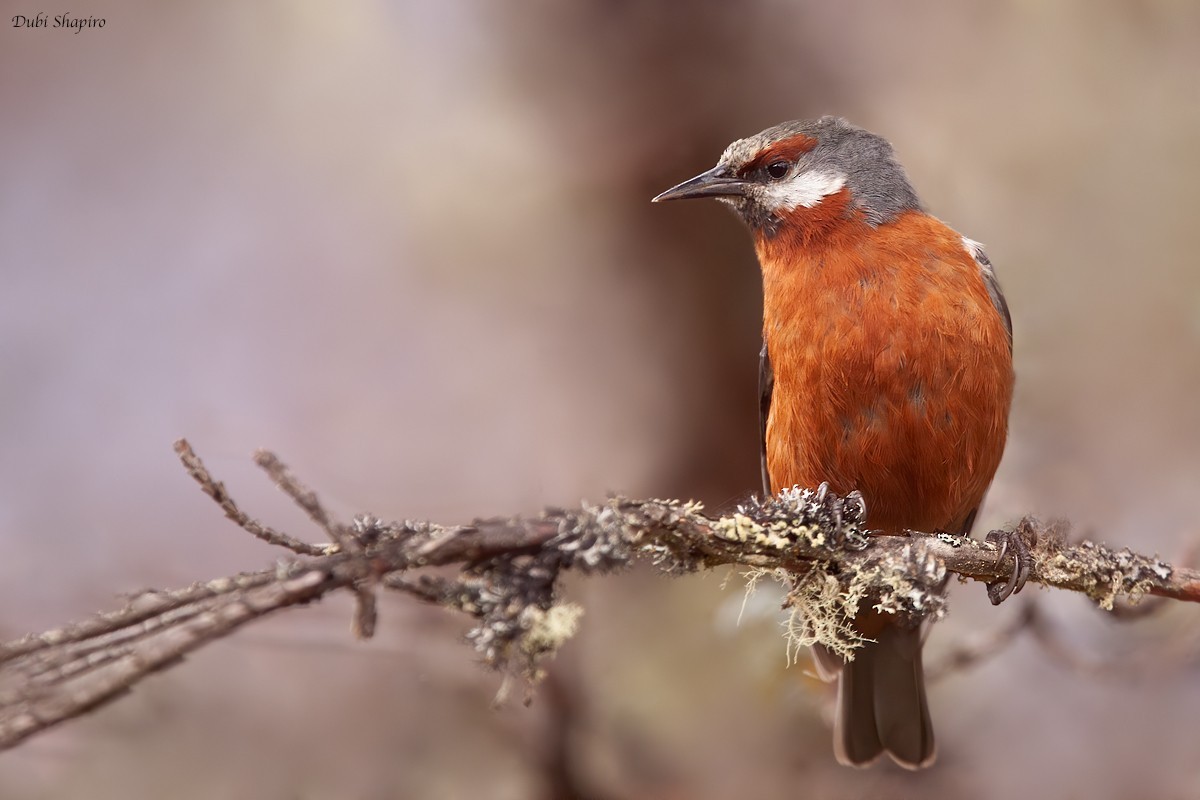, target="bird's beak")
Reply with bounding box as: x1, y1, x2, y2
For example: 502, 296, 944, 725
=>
652, 165, 750, 202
